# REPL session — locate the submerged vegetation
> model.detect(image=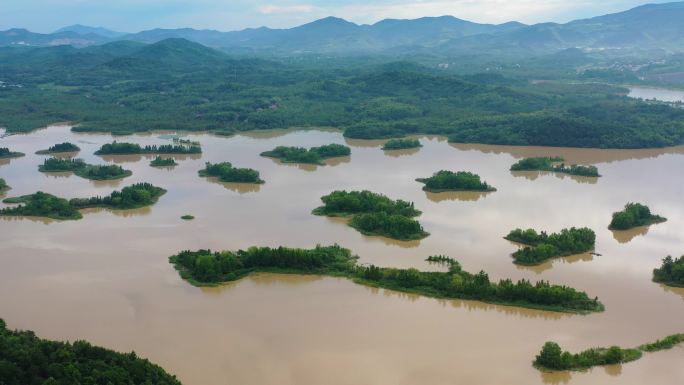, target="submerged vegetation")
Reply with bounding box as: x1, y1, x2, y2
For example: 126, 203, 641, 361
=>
382, 138, 422, 150
416, 171, 496, 192
653, 256, 684, 287
70, 183, 166, 210
609, 203, 666, 230
169, 245, 603, 313
0, 319, 181, 385
0, 147, 24, 159
199, 162, 264, 184
313, 190, 427, 240
510, 157, 600, 177
150, 156, 177, 167
535, 333, 684, 371
260, 144, 350, 165
505, 227, 596, 265
95, 141, 201, 155
35, 142, 80, 154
